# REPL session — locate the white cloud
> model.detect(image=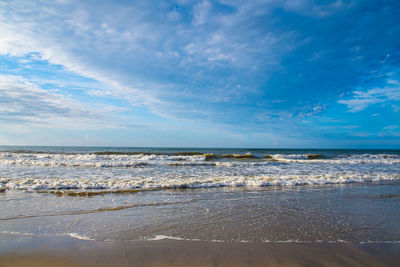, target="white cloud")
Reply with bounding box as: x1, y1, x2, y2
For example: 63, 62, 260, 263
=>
338, 83, 400, 112
0, 74, 102, 125
193, 0, 211, 26
338, 97, 384, 112
0, 0, 387, 138
297, 104, 327, 117
383, 125, 399, 130
0, 0, 299, 122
